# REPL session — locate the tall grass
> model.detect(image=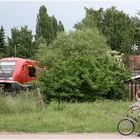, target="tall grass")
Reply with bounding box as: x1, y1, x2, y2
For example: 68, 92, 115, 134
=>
0, 91, 41, 114
0, 93, 137, 133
